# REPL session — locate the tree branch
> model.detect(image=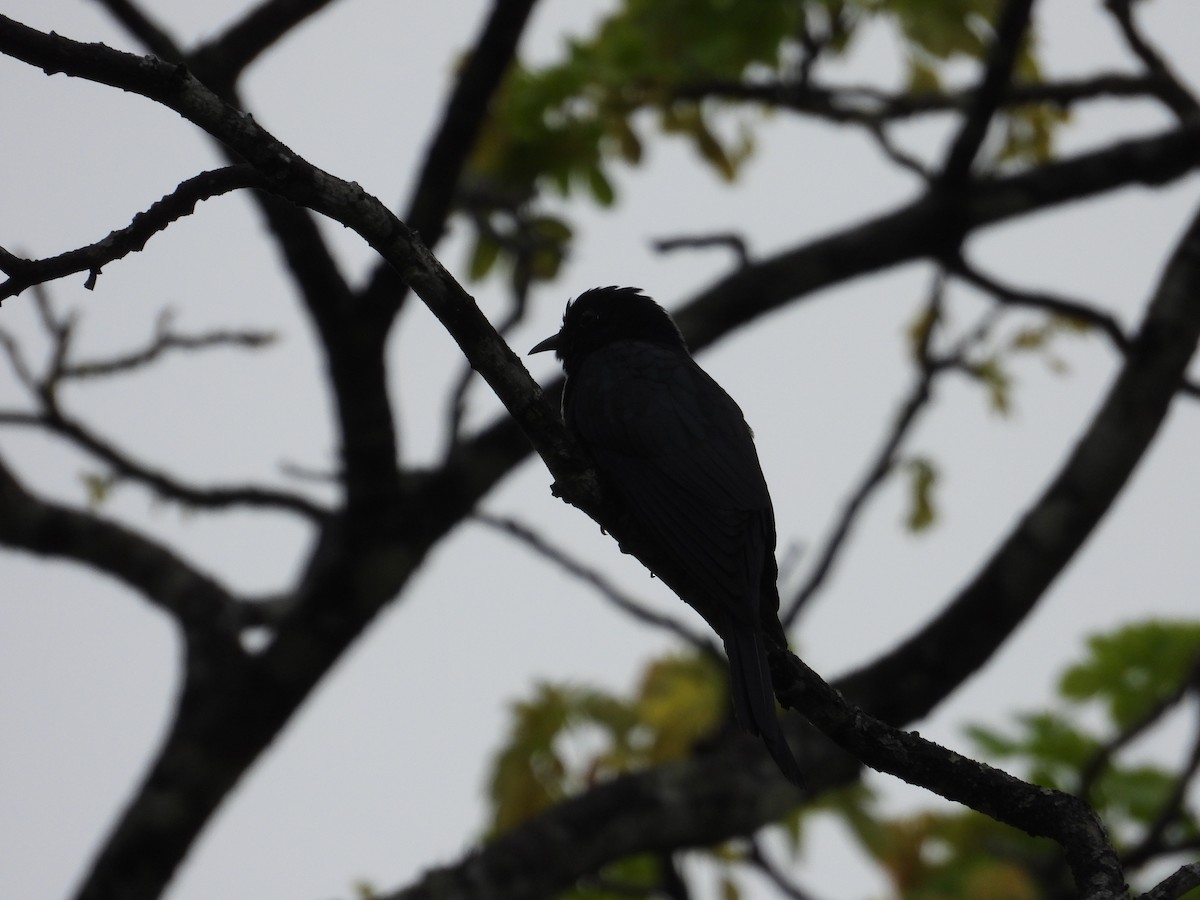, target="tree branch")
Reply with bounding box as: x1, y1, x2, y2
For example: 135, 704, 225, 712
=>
0, 452, 240, 632
0, 166, 265, 301
678, 72, 1161, 124
1104, 0, 1200, 120
782, 280, 947, 626
768, 645, 1127, 898
940, 0, 1038, 184
474, 512, 711, 650
1135, 862, 1200, 900
357, 0, 541, 319
190, 0, 339, 92
60, 311, 276, 379
0, 408, 329, 519
385, 195, 1200, 900
92, 0, 179, 59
